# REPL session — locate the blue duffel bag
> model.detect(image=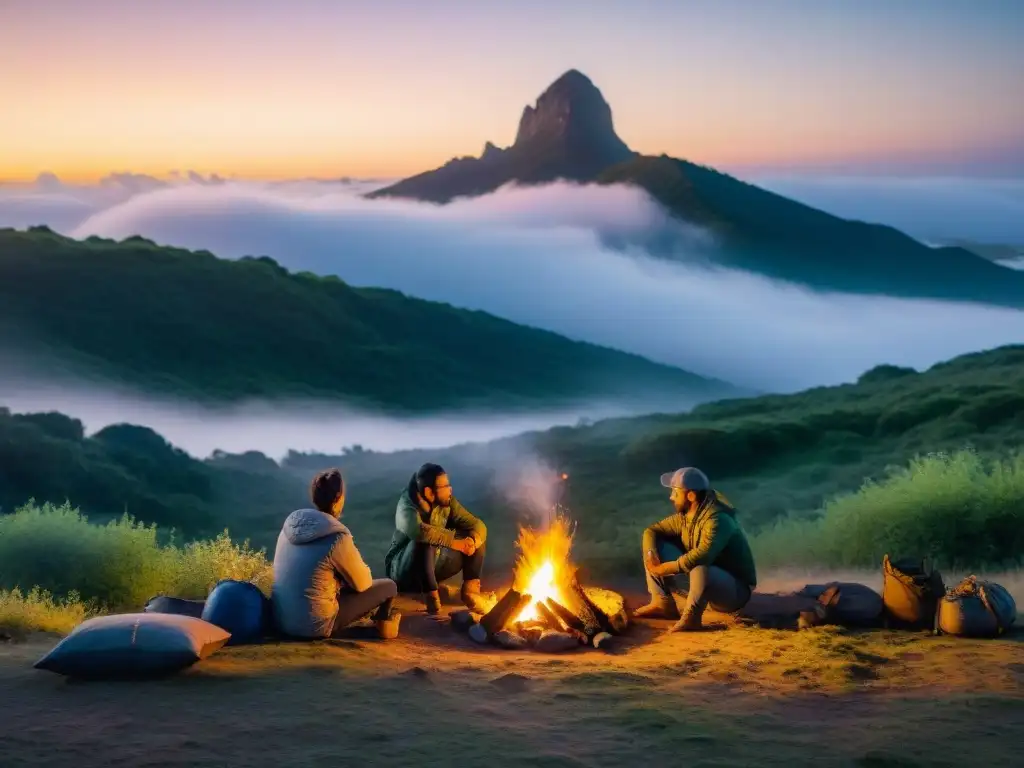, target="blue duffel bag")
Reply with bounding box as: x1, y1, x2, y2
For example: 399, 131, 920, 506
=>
201, 579, 270, 645
144, 595, 206, 618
